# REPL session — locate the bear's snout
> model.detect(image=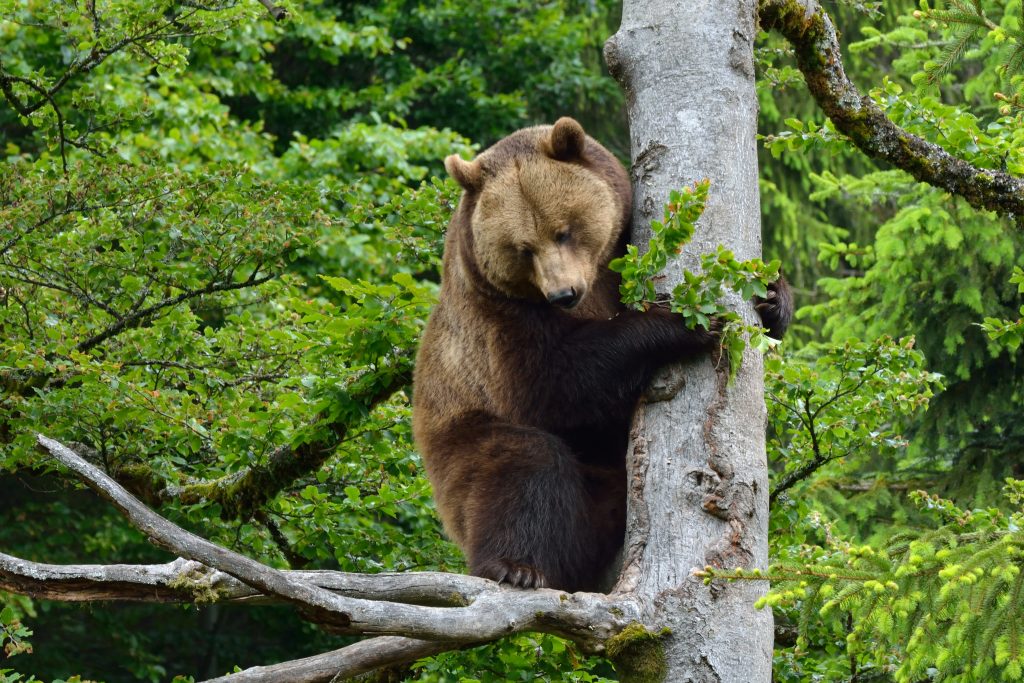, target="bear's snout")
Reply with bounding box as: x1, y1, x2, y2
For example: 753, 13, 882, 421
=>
546, 287, 580, 309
